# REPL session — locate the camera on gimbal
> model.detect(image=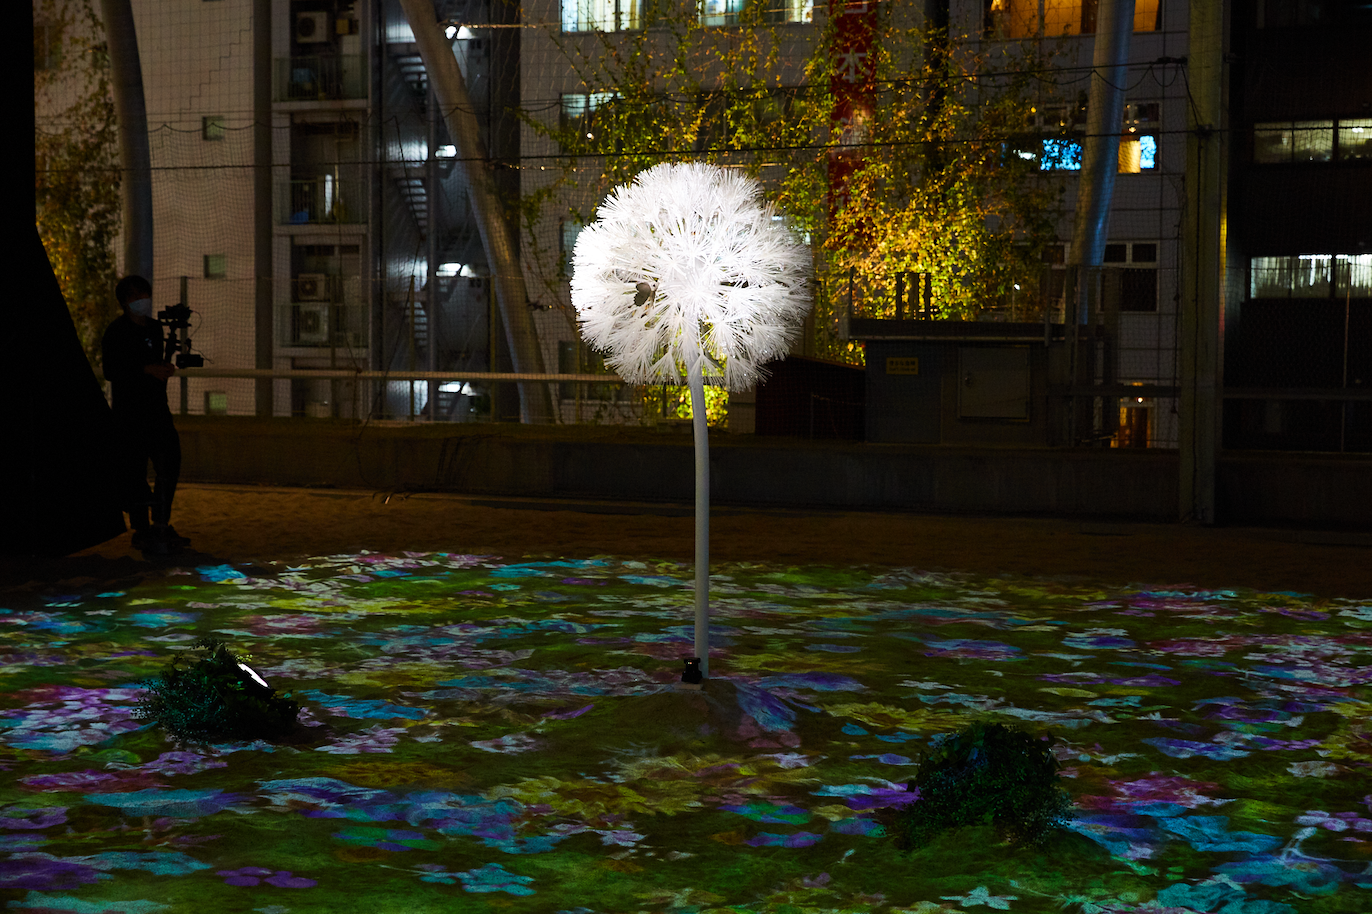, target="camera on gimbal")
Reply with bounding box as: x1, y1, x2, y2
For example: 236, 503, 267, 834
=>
159, 303, 205, 368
